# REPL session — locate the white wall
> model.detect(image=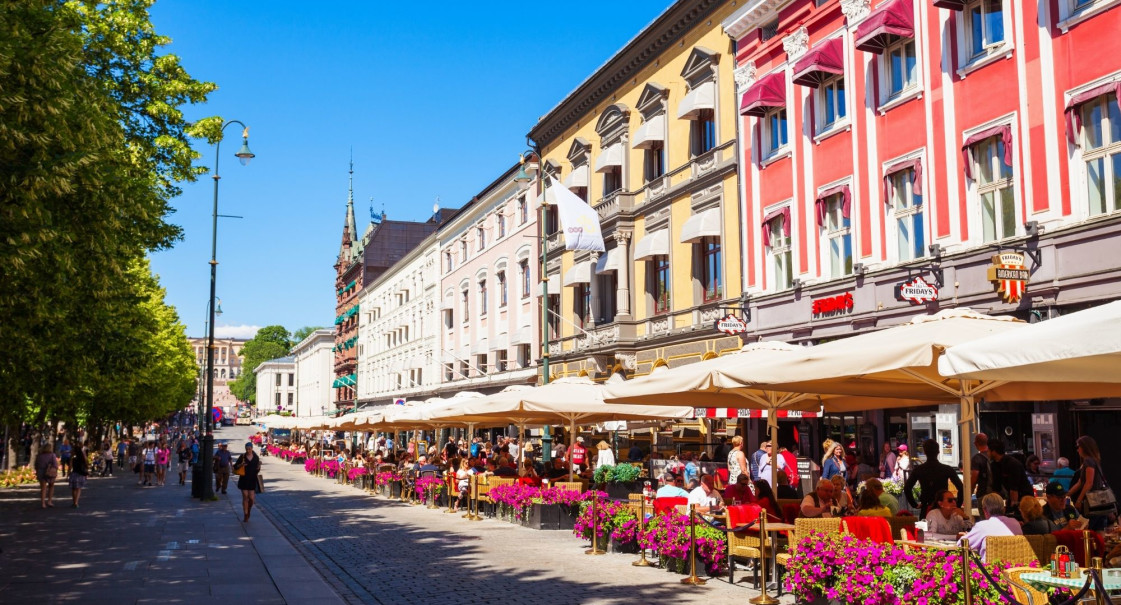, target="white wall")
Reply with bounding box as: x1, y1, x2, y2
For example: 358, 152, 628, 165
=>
293, 330, 335, 417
